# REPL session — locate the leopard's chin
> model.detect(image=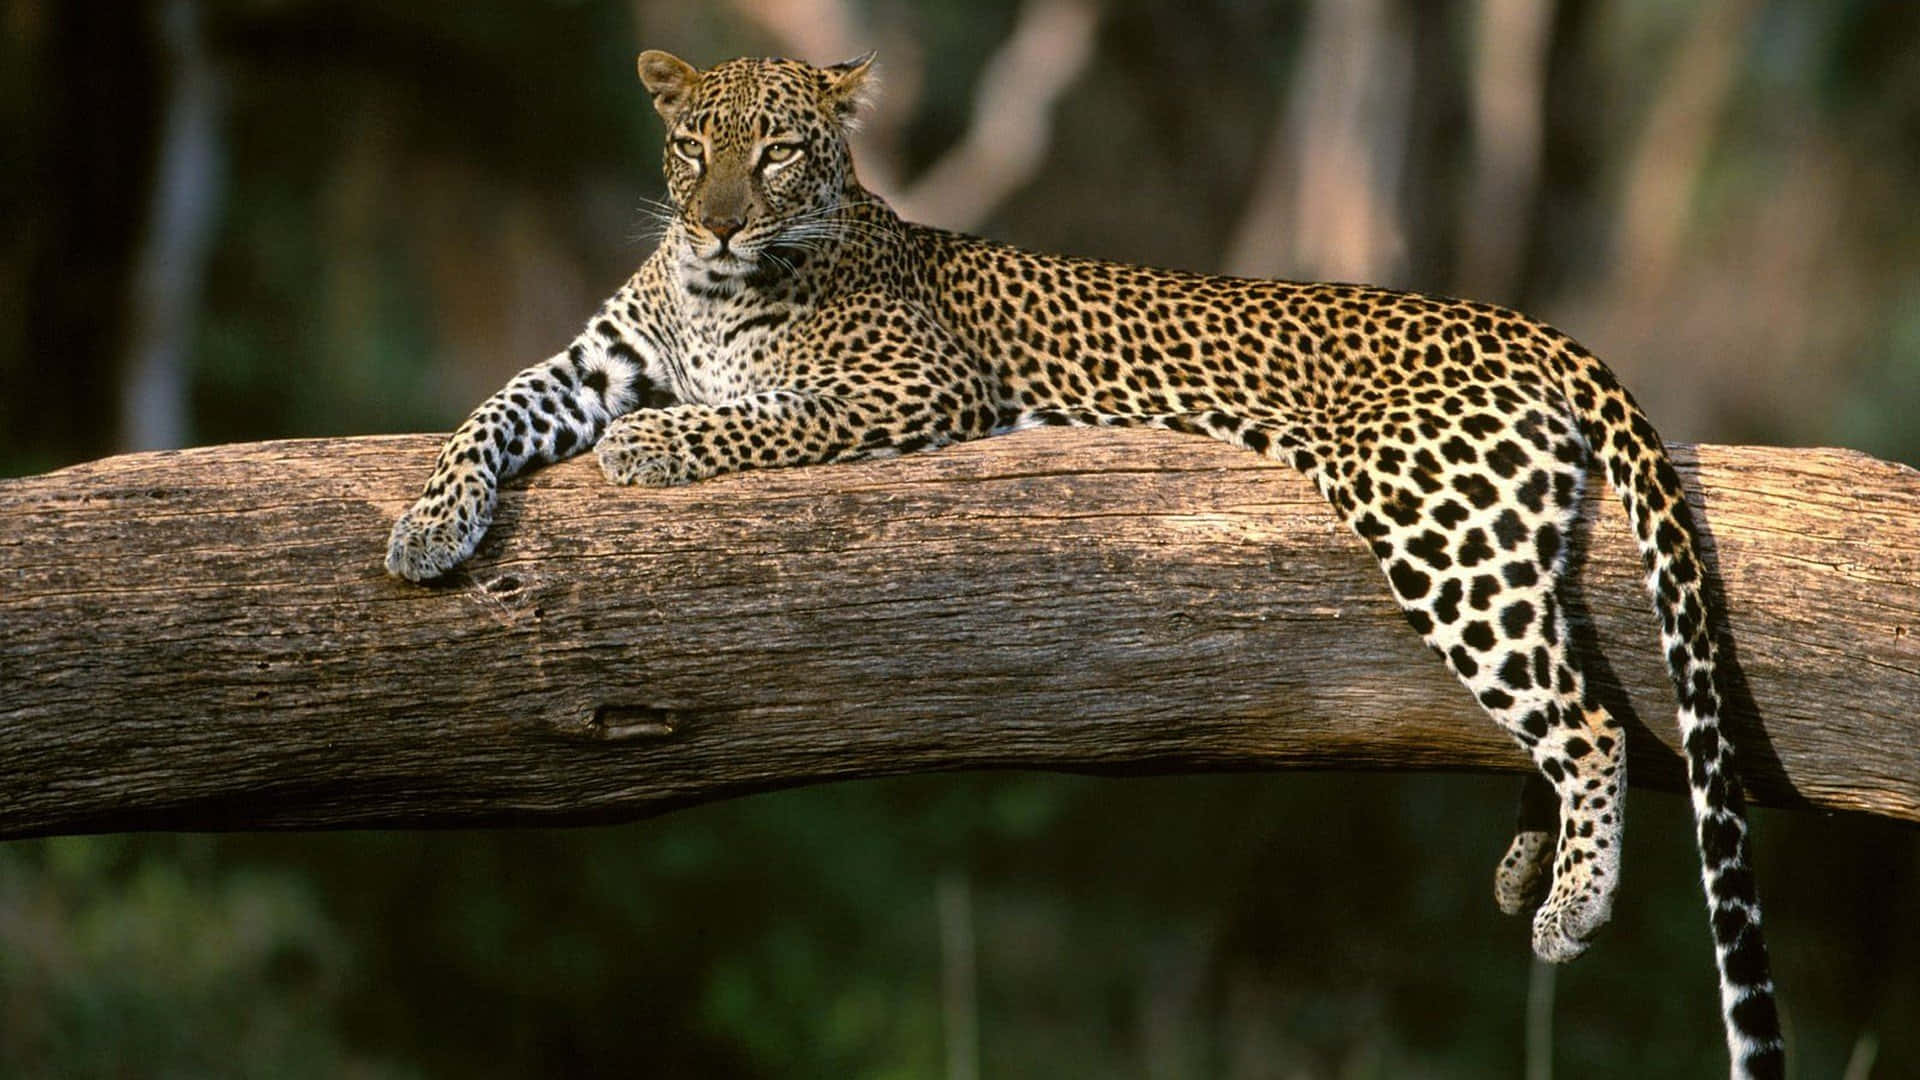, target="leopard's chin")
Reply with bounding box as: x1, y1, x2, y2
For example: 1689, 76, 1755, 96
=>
675, 252, 754, 297
679, 245, 808, 295
689, 249, 753, 274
